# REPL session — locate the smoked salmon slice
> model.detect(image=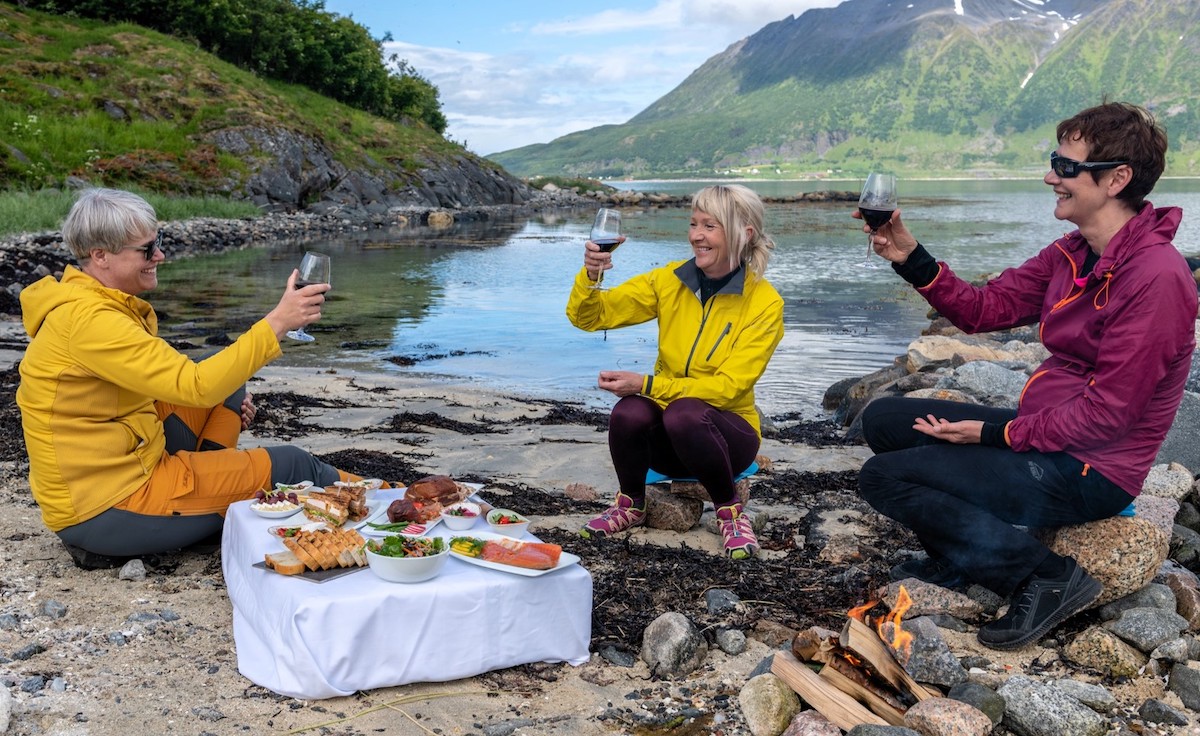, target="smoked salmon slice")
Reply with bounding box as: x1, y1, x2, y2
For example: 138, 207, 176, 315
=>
451, 536, 562, 570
